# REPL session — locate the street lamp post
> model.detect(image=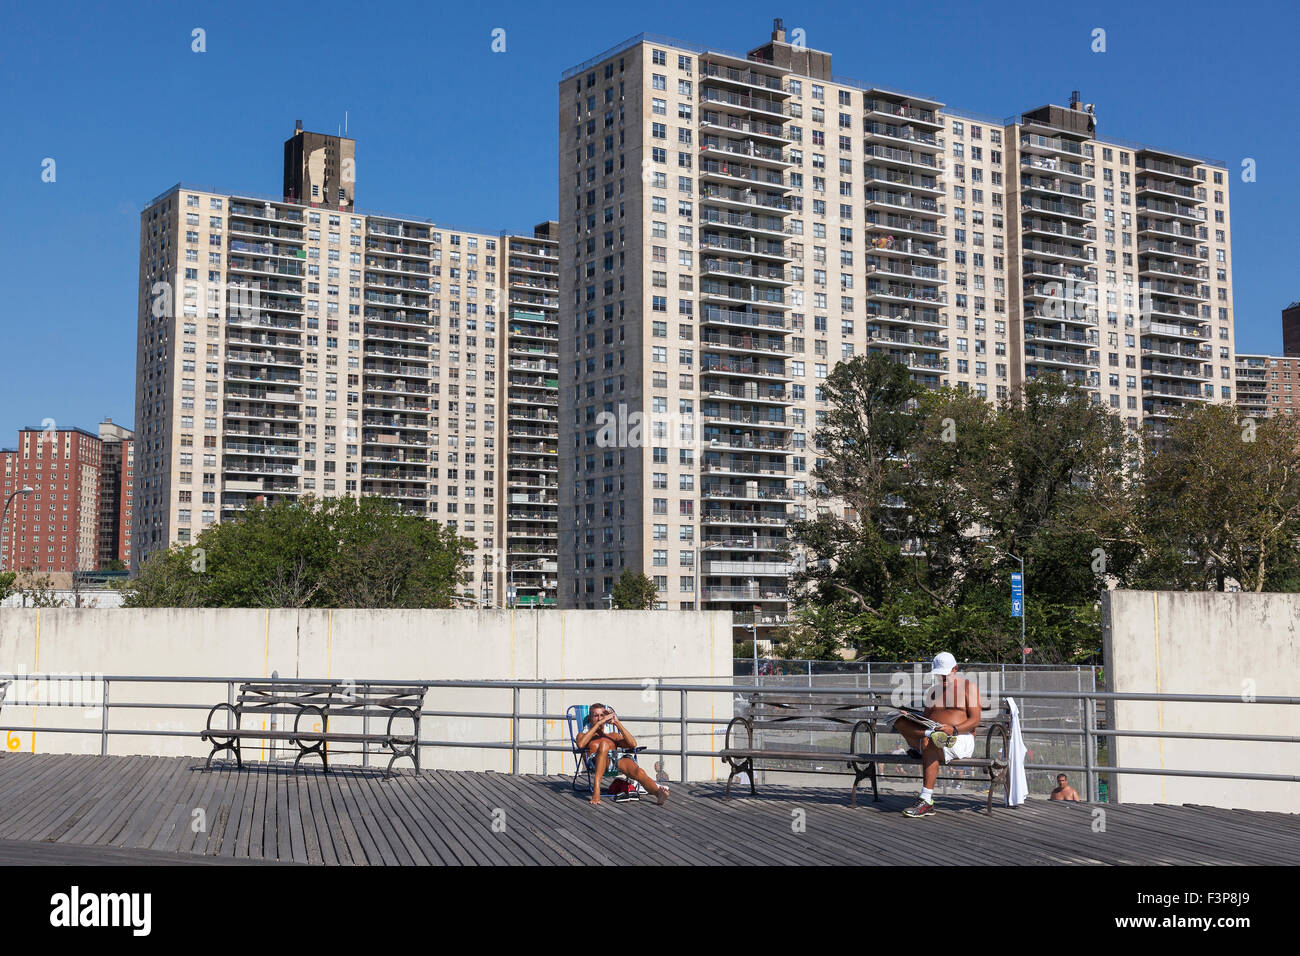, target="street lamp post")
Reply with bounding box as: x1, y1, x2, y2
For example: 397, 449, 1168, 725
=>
0, 487, 35, 573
